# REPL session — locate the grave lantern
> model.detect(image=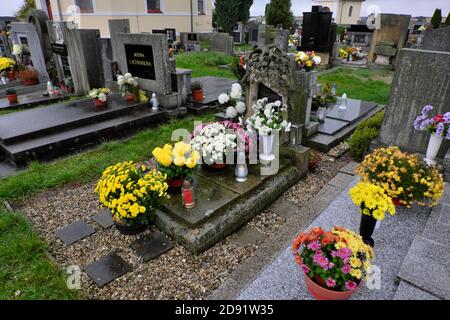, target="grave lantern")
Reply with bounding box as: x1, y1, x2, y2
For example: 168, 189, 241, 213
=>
289, 124, 303, 147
